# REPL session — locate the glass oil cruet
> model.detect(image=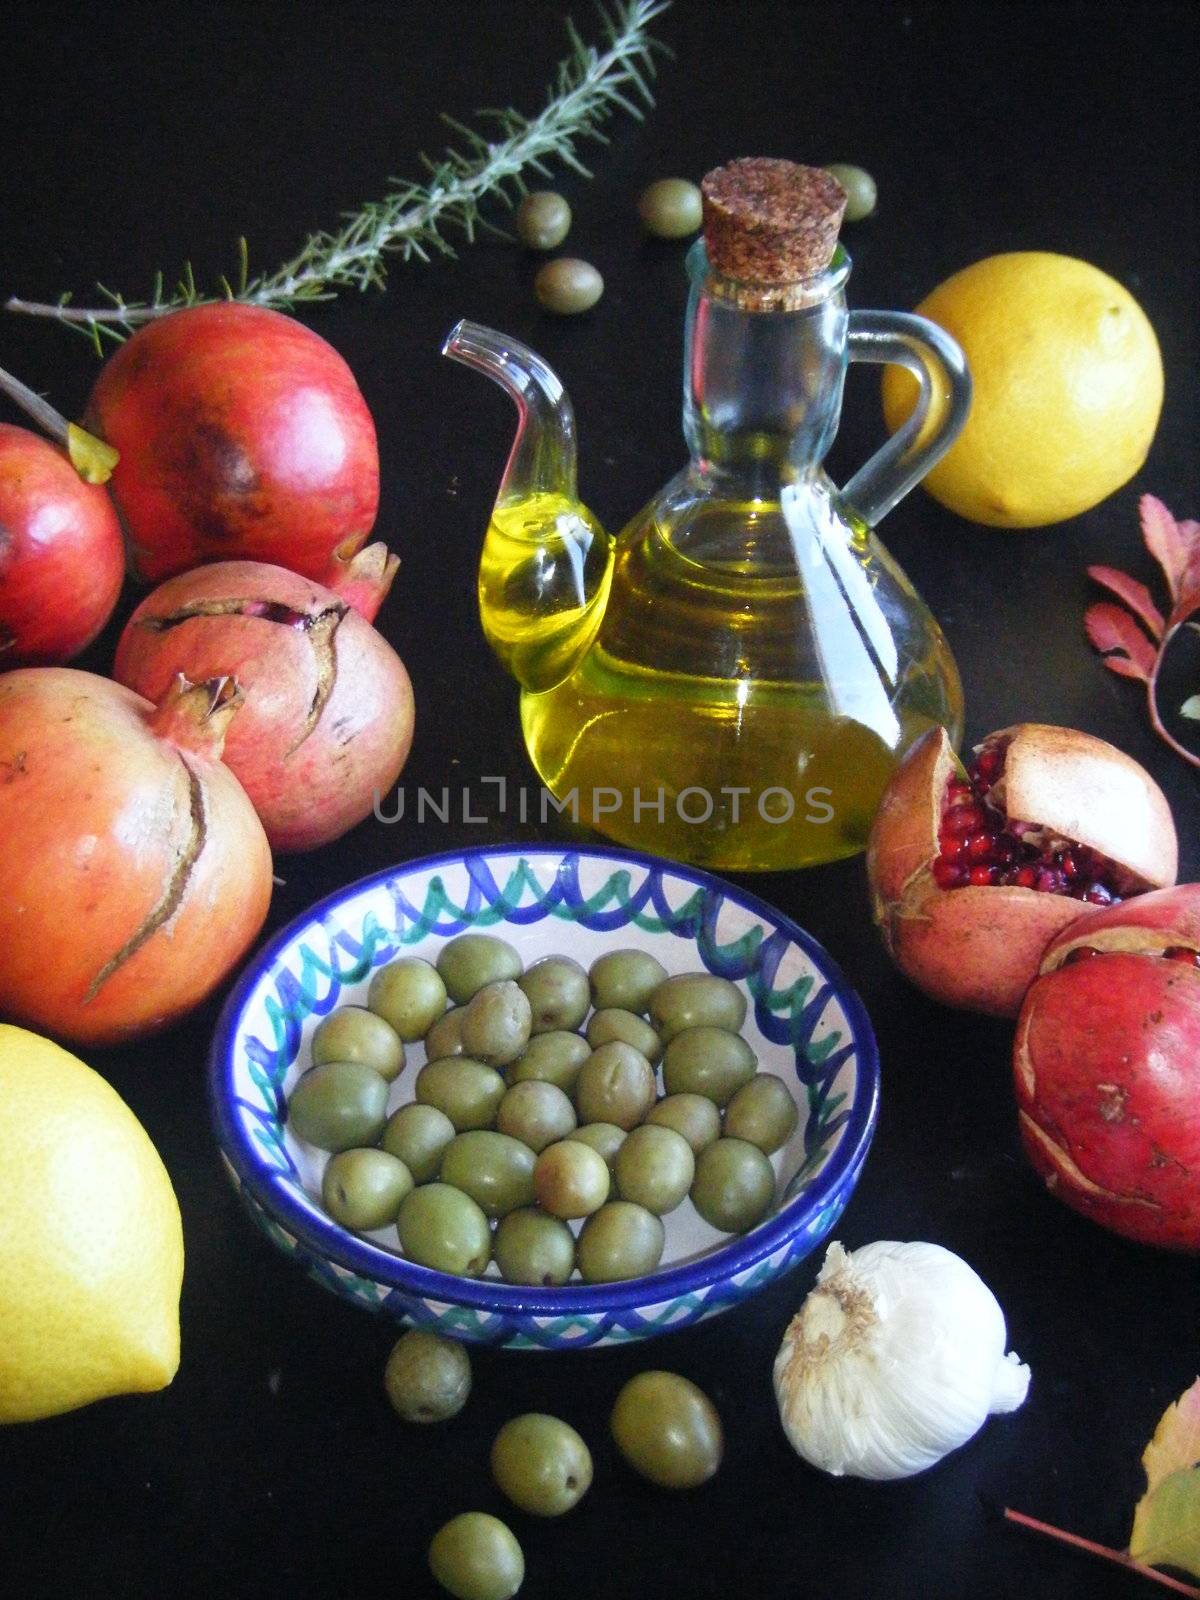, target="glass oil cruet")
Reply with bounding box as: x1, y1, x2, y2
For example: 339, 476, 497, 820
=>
443, 159, 971, 871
